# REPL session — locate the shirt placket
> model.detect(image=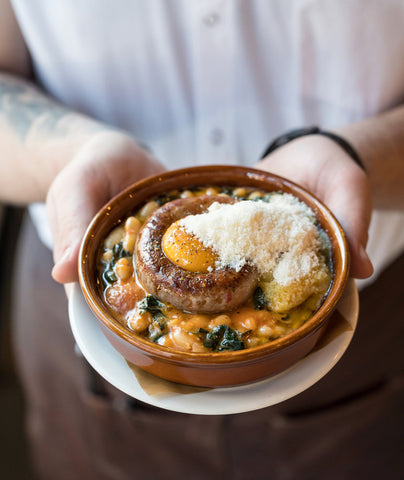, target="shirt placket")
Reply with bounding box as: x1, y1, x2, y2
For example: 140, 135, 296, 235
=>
191, 0, 234, 166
